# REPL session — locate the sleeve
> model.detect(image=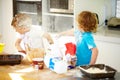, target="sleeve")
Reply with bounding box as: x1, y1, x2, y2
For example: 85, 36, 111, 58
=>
74, 29, 82, 42
85, 35, 96, 49
16, 32, 24, 39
